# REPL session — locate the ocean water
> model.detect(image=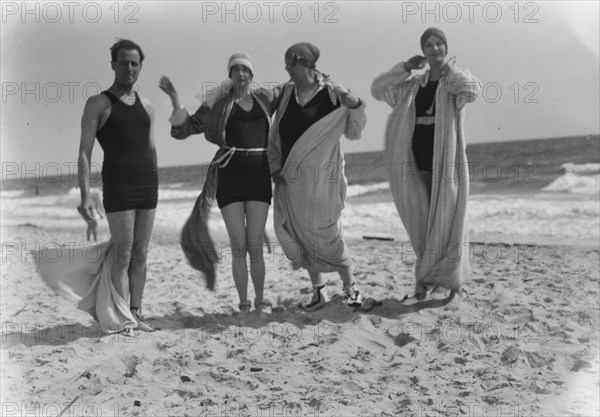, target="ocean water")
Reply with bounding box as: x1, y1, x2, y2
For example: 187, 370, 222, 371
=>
2, 135, 599, 246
